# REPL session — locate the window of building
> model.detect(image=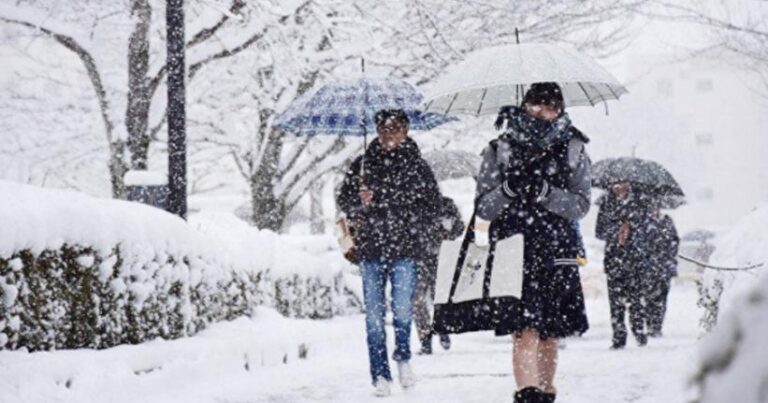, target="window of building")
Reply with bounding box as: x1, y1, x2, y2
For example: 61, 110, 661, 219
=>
696, 78, 714, 93
696, 188, 714, 201
695, 132, 713, 146
657, 79, 674, 96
